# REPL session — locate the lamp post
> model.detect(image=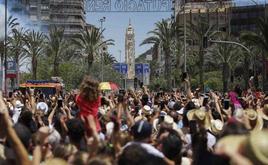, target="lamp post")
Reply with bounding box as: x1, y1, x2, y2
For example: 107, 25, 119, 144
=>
99, 17, 106, 82
4, 0, 7, 94
119, 50, 123, 88
183, 0, 187, 73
